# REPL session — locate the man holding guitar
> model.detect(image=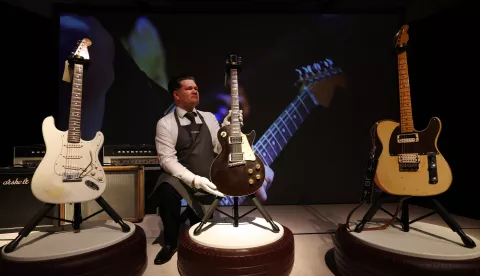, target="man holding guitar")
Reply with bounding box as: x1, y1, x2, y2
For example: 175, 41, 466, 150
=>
151, 75, 274, 265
